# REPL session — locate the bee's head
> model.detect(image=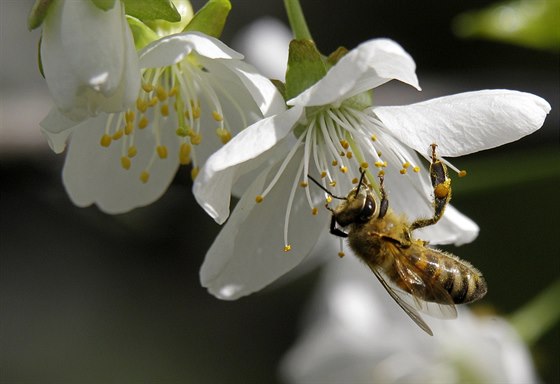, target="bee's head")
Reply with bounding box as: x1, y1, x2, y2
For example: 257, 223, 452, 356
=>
333, 183, 377, 227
